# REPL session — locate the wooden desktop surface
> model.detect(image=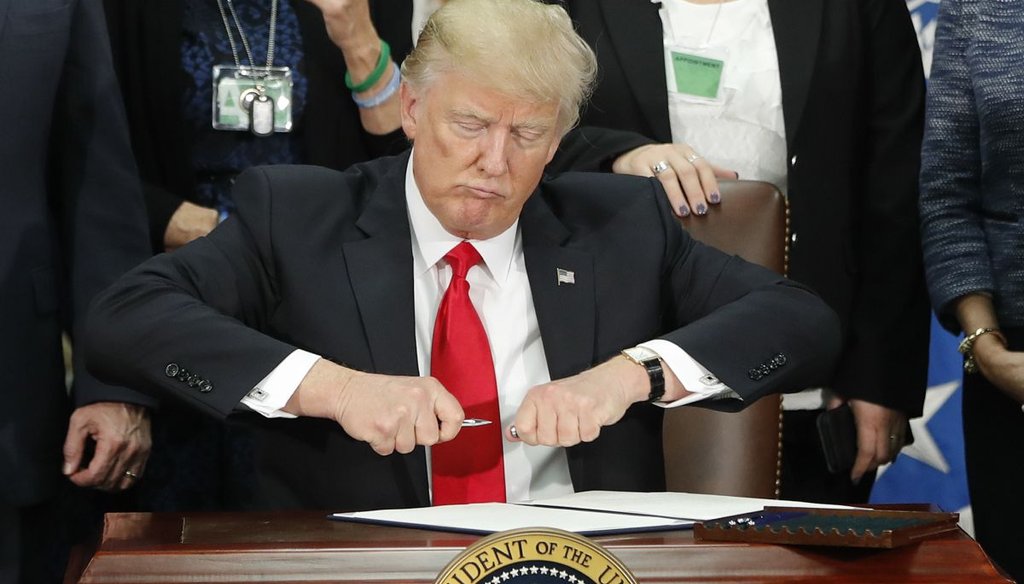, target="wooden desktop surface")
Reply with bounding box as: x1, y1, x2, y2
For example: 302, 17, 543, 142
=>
70, 510, 1012, 583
